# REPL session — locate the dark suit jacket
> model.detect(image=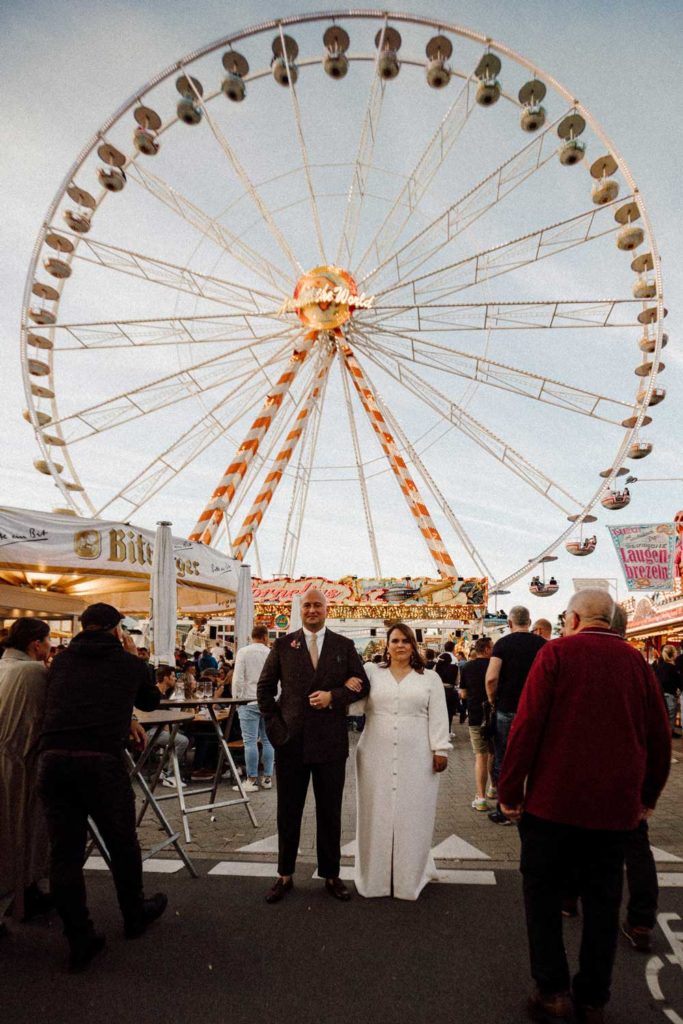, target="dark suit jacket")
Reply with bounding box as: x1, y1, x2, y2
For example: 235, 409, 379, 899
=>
257, 628, 370, 763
